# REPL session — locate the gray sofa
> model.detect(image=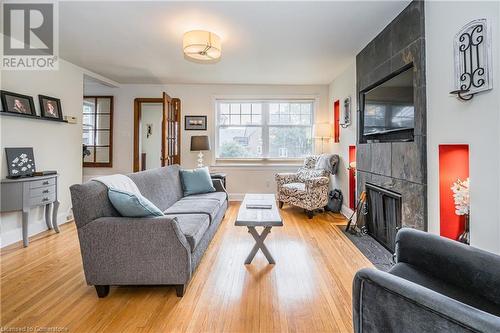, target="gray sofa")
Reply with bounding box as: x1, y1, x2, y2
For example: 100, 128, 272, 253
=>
69, 165, 228, 298
353, 228, 500, 333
